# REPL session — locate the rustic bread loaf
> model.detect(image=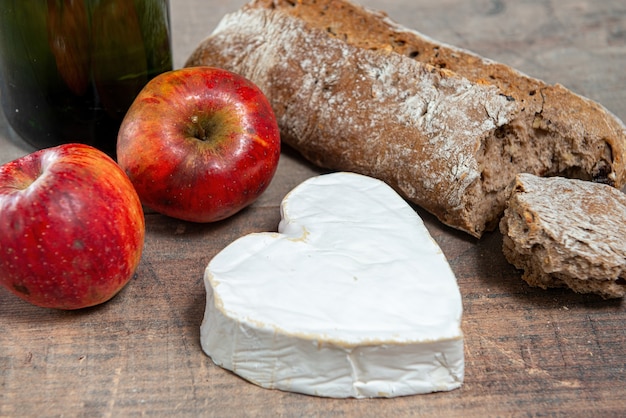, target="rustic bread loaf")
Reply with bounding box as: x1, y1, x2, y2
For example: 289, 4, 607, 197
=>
186, 0, 626, 237
500, 173, 626, 299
